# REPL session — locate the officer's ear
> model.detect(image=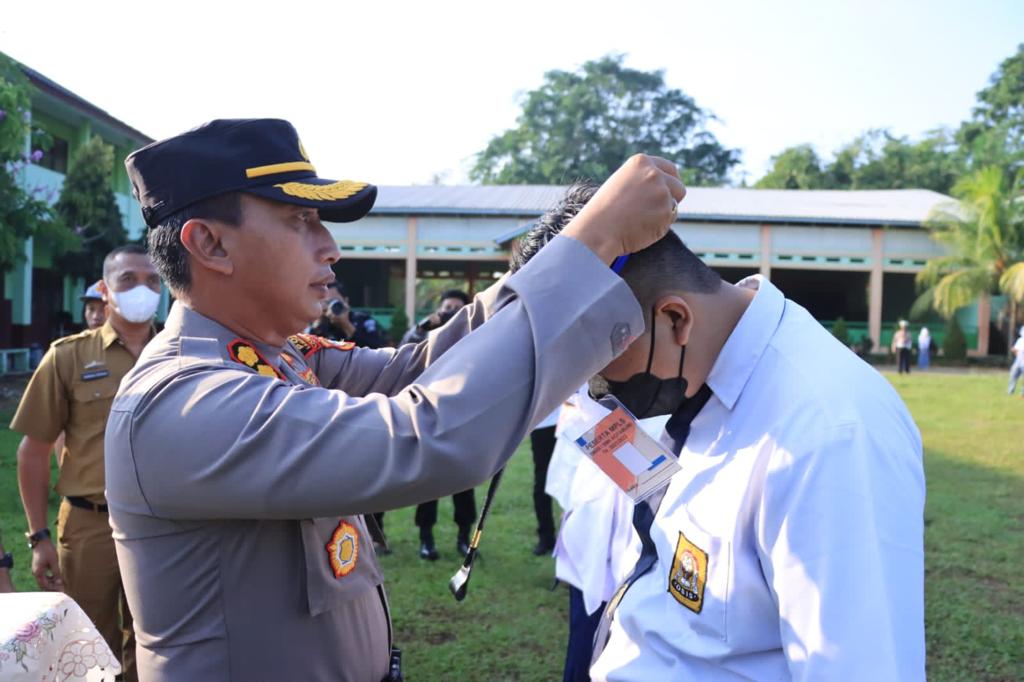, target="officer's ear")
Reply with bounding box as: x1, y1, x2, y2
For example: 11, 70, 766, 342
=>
654, 294, 694, 347
96, 279, 110, 304
181, 219, 233, 277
